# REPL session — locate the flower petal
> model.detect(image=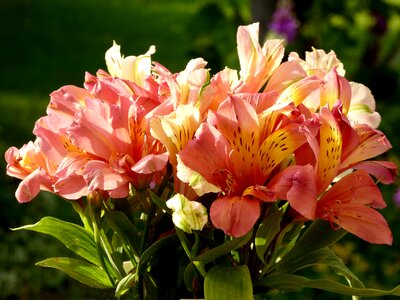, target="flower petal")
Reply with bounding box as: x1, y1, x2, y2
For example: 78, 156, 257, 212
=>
83, 160, 131, 197
320, 170, 386, 208
340, 125, 392, 170
268, 165, 317, 219
316, 107, 342, 193
352, 161, 398, 185
338, 205, 392, 245
210, 196, 260, 237
15, 169, 42, 203
178, 123, 231, 191
257, 123, 307, 179
131, 153, 169, 174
